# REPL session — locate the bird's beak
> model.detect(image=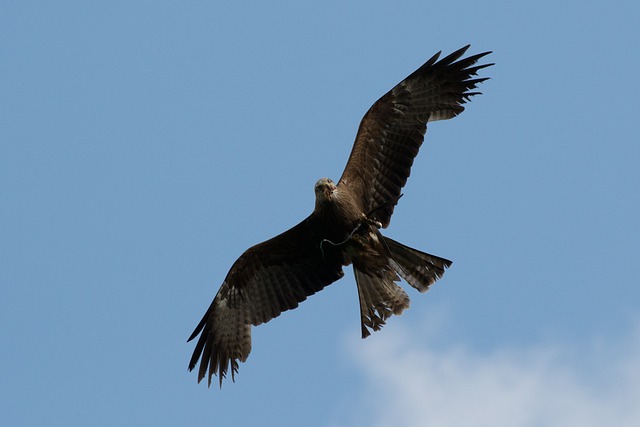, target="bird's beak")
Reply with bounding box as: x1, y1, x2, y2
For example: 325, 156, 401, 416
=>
325, 183, 336, 199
